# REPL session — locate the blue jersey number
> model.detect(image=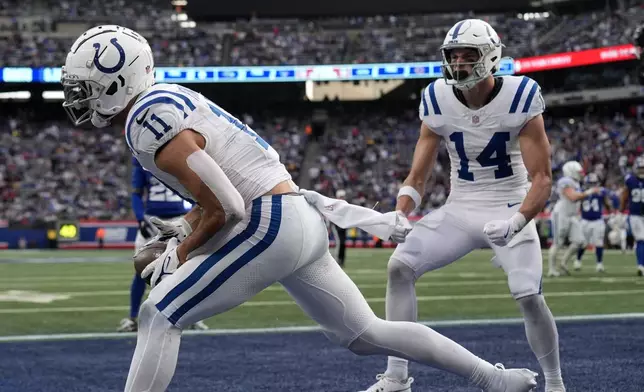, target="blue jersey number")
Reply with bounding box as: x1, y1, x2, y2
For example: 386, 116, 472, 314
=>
142, 113, 172, 141
633, 189, 642, 203
449, 132, 513, 181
